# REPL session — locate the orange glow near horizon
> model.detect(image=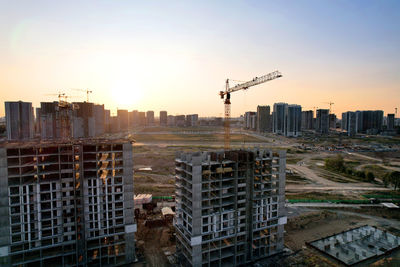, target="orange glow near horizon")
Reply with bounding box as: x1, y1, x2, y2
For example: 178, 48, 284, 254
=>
0, 1, 399, 118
